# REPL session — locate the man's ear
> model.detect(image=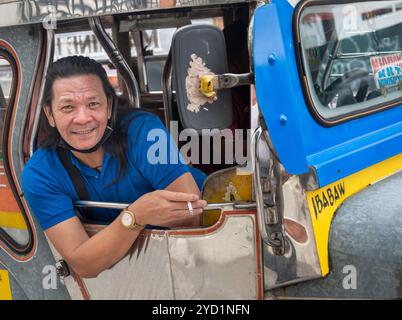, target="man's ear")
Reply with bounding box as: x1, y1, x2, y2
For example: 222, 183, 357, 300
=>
43, 105, 56, 127
107, 97, 113, 120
